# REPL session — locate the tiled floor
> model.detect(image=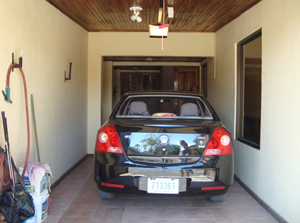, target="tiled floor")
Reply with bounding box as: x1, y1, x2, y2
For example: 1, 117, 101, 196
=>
44, 156, 278, 223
